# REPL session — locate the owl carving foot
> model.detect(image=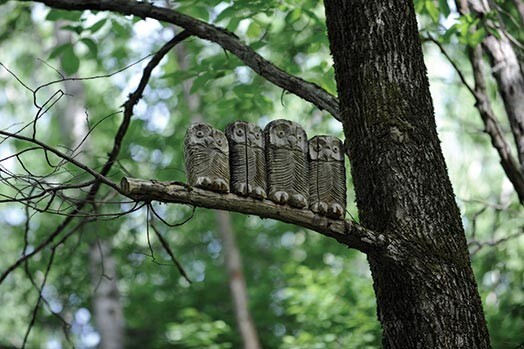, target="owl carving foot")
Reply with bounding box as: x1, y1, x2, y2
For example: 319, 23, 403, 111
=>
289, 194, 307, 208
233, 182, 251, 196
327, 203, 344, 219
310, 201, 328, 215
210, 178, 229, 193
195, 176, 212, 189
269, 190, 289, 205
250, 186, 267, 200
